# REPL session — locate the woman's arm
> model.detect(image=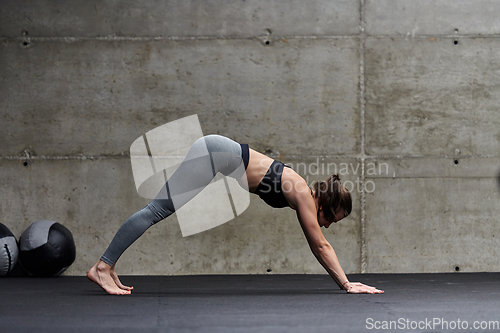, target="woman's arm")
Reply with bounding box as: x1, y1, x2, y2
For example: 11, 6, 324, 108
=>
292, 186, 383, 294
